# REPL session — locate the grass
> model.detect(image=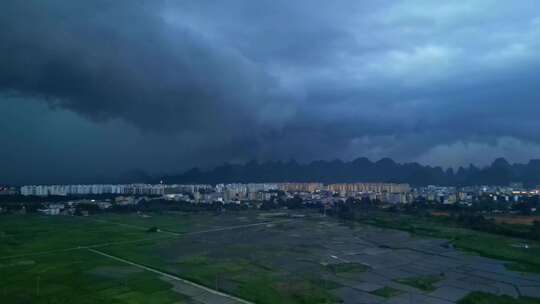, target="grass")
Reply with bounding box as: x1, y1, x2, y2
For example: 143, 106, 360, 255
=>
394, 274, 443, 291
326, 262, 369, 274
7, 210, 539, 304
97, 221, 342, 304
0, 214, 164, 257
97, 210, 263, 234
0, 250, 189, 304
0, 212, 357, 304
169, 255, 339, 304
506, 262, 540, 273
326, 262, 369, 279
0, 211, 268, 257
371, 286, 403, 298
236, 276, 339, 304
97, 211, 540, 303
458, 292, 540, 304
0, 212, 268, 304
